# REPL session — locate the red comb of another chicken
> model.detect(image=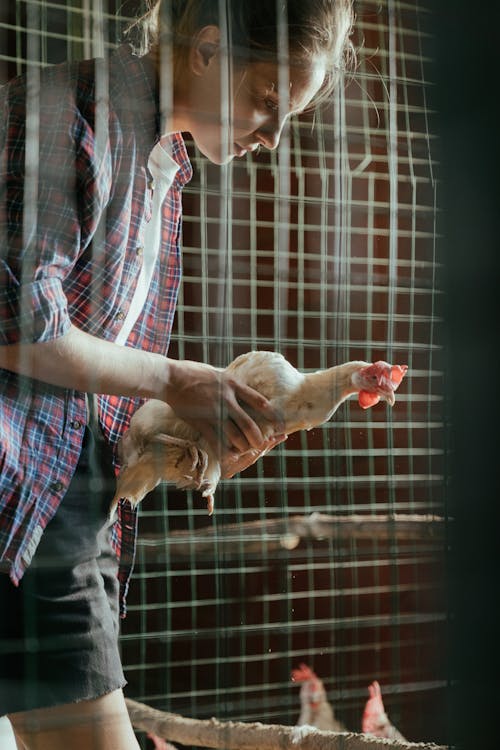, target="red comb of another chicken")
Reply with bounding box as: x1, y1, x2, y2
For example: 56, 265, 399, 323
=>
362, 680, 385, 730
291, 663, 317, 682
